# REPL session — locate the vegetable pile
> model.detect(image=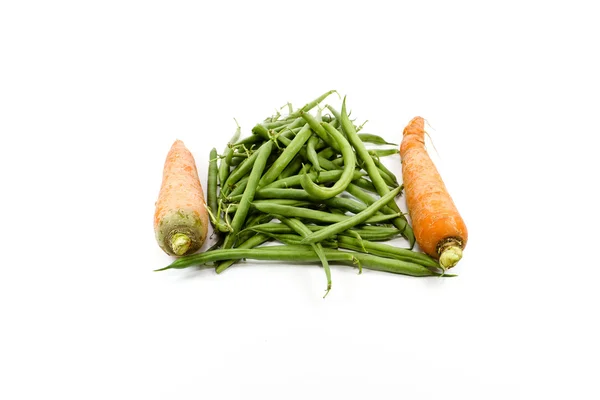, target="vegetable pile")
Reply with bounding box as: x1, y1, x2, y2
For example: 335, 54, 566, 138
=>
155, 91, 468, 296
